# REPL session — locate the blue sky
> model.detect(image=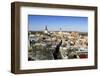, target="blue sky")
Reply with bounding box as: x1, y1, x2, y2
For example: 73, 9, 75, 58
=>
28, 15, 88, 32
